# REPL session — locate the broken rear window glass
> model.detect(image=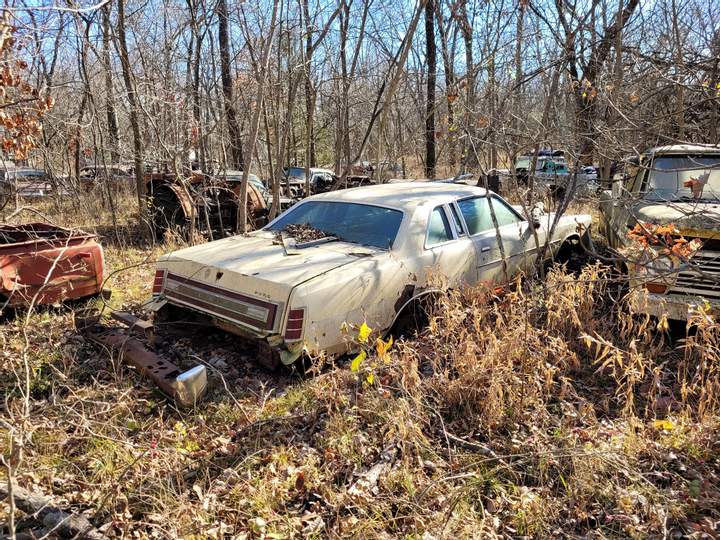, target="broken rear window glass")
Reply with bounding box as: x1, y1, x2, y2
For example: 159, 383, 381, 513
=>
267, 201, 403, 249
